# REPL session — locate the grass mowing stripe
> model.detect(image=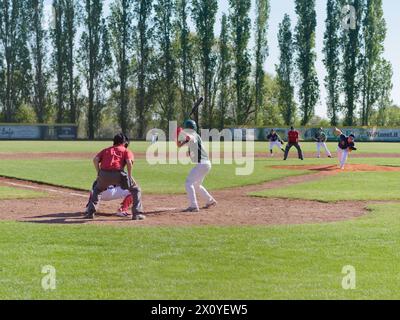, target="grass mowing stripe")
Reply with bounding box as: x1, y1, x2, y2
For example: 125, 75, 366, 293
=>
252, 171, 400, 202
0, 186, 46, 200
0, 159, 310, 194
